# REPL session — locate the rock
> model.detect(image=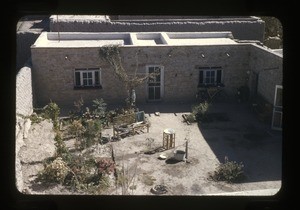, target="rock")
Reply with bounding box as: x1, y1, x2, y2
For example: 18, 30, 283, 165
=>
23, 118, 31, 139
18, 120, 56, 164
15, 157, 24, 192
